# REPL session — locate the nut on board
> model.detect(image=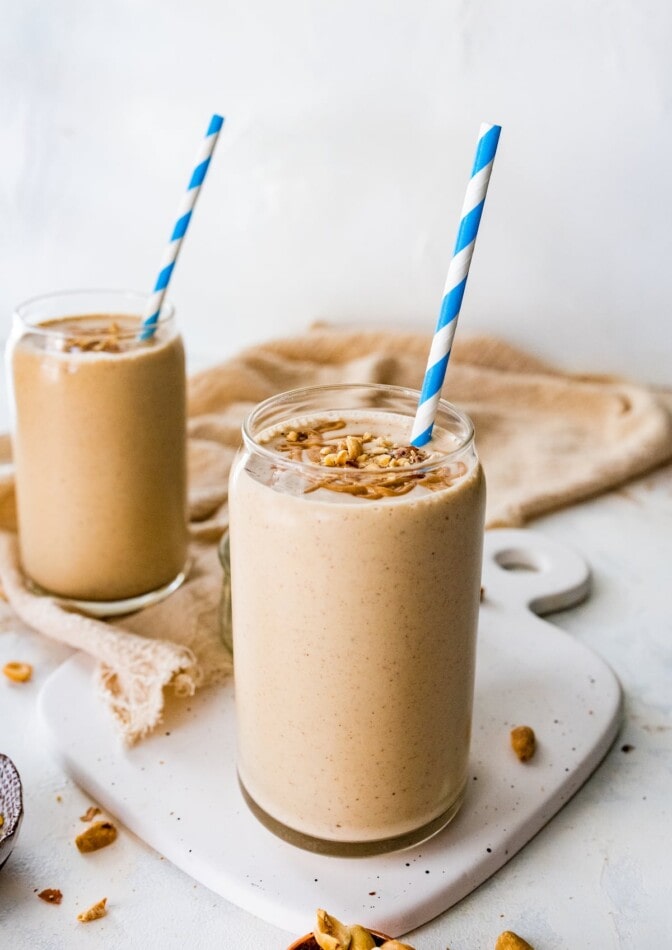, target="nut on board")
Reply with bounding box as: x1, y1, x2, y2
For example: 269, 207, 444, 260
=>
510, 725, 536, 762
75, 820, 117, 853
